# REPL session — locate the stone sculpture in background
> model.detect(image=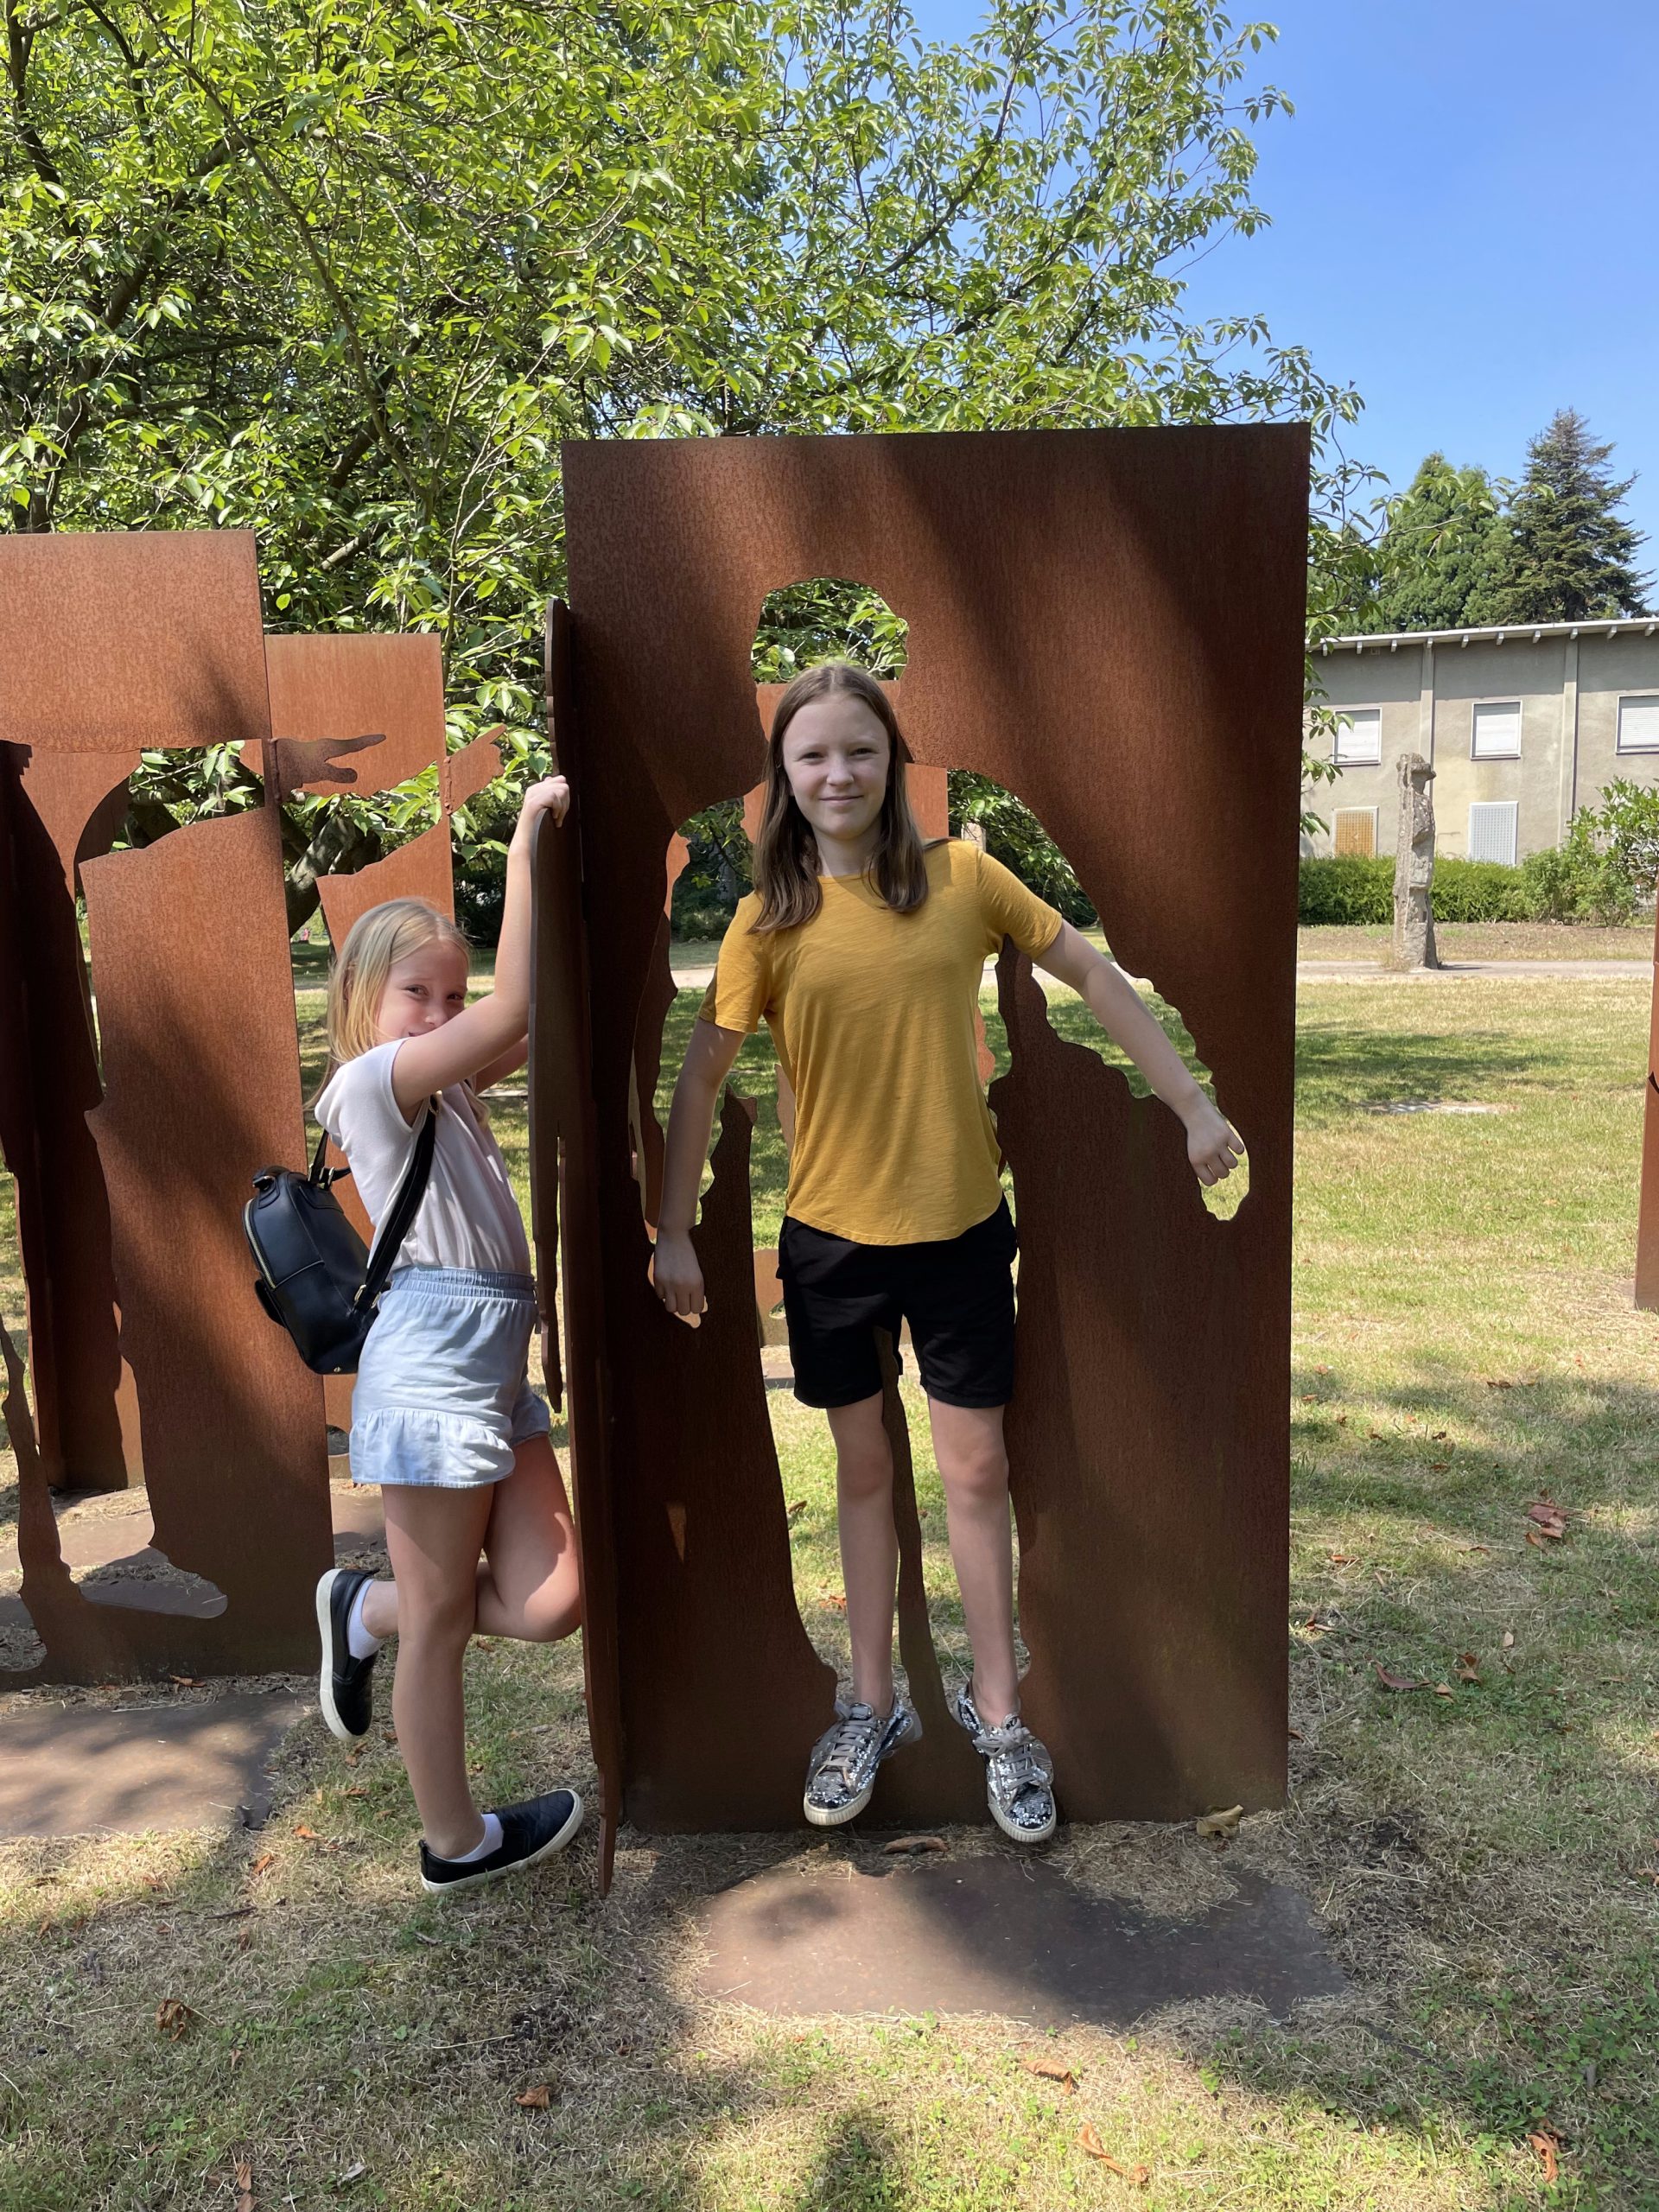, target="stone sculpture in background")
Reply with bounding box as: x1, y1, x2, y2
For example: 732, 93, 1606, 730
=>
1390, 752, 1440, 972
